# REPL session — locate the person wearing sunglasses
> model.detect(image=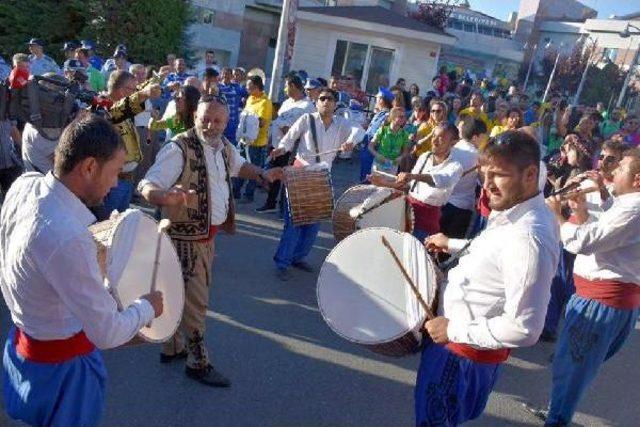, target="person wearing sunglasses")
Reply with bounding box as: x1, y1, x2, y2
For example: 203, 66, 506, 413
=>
530, 149, 640, 426
413, 100, 448, 157
458, 90, 491, 131
269, 88, 364, 281
421, 130, 559, 426
139, 95, 283, 387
